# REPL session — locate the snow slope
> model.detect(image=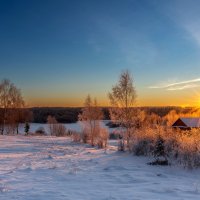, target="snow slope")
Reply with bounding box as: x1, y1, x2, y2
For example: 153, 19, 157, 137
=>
0, 136, 200, 200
